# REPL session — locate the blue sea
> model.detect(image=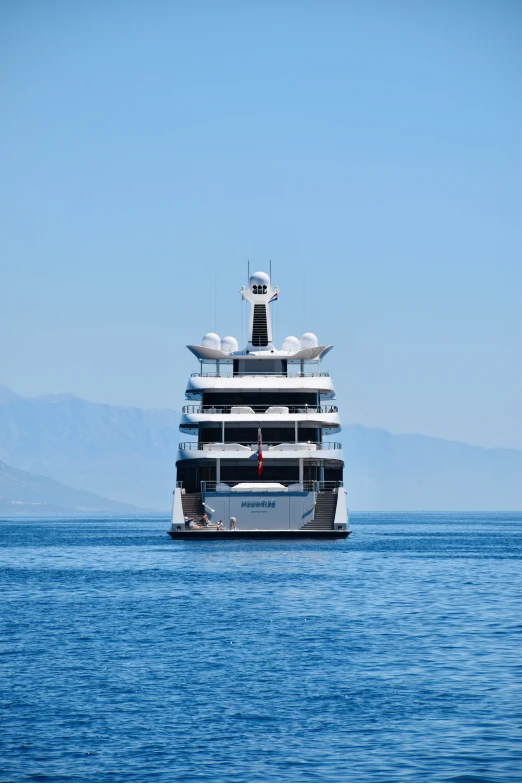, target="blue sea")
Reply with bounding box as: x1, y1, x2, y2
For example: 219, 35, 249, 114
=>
1, 513, 521, 783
